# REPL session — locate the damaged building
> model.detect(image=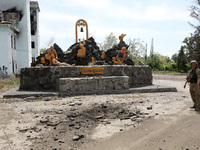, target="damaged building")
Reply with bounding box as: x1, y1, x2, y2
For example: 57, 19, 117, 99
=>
0, 0, 40, 76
